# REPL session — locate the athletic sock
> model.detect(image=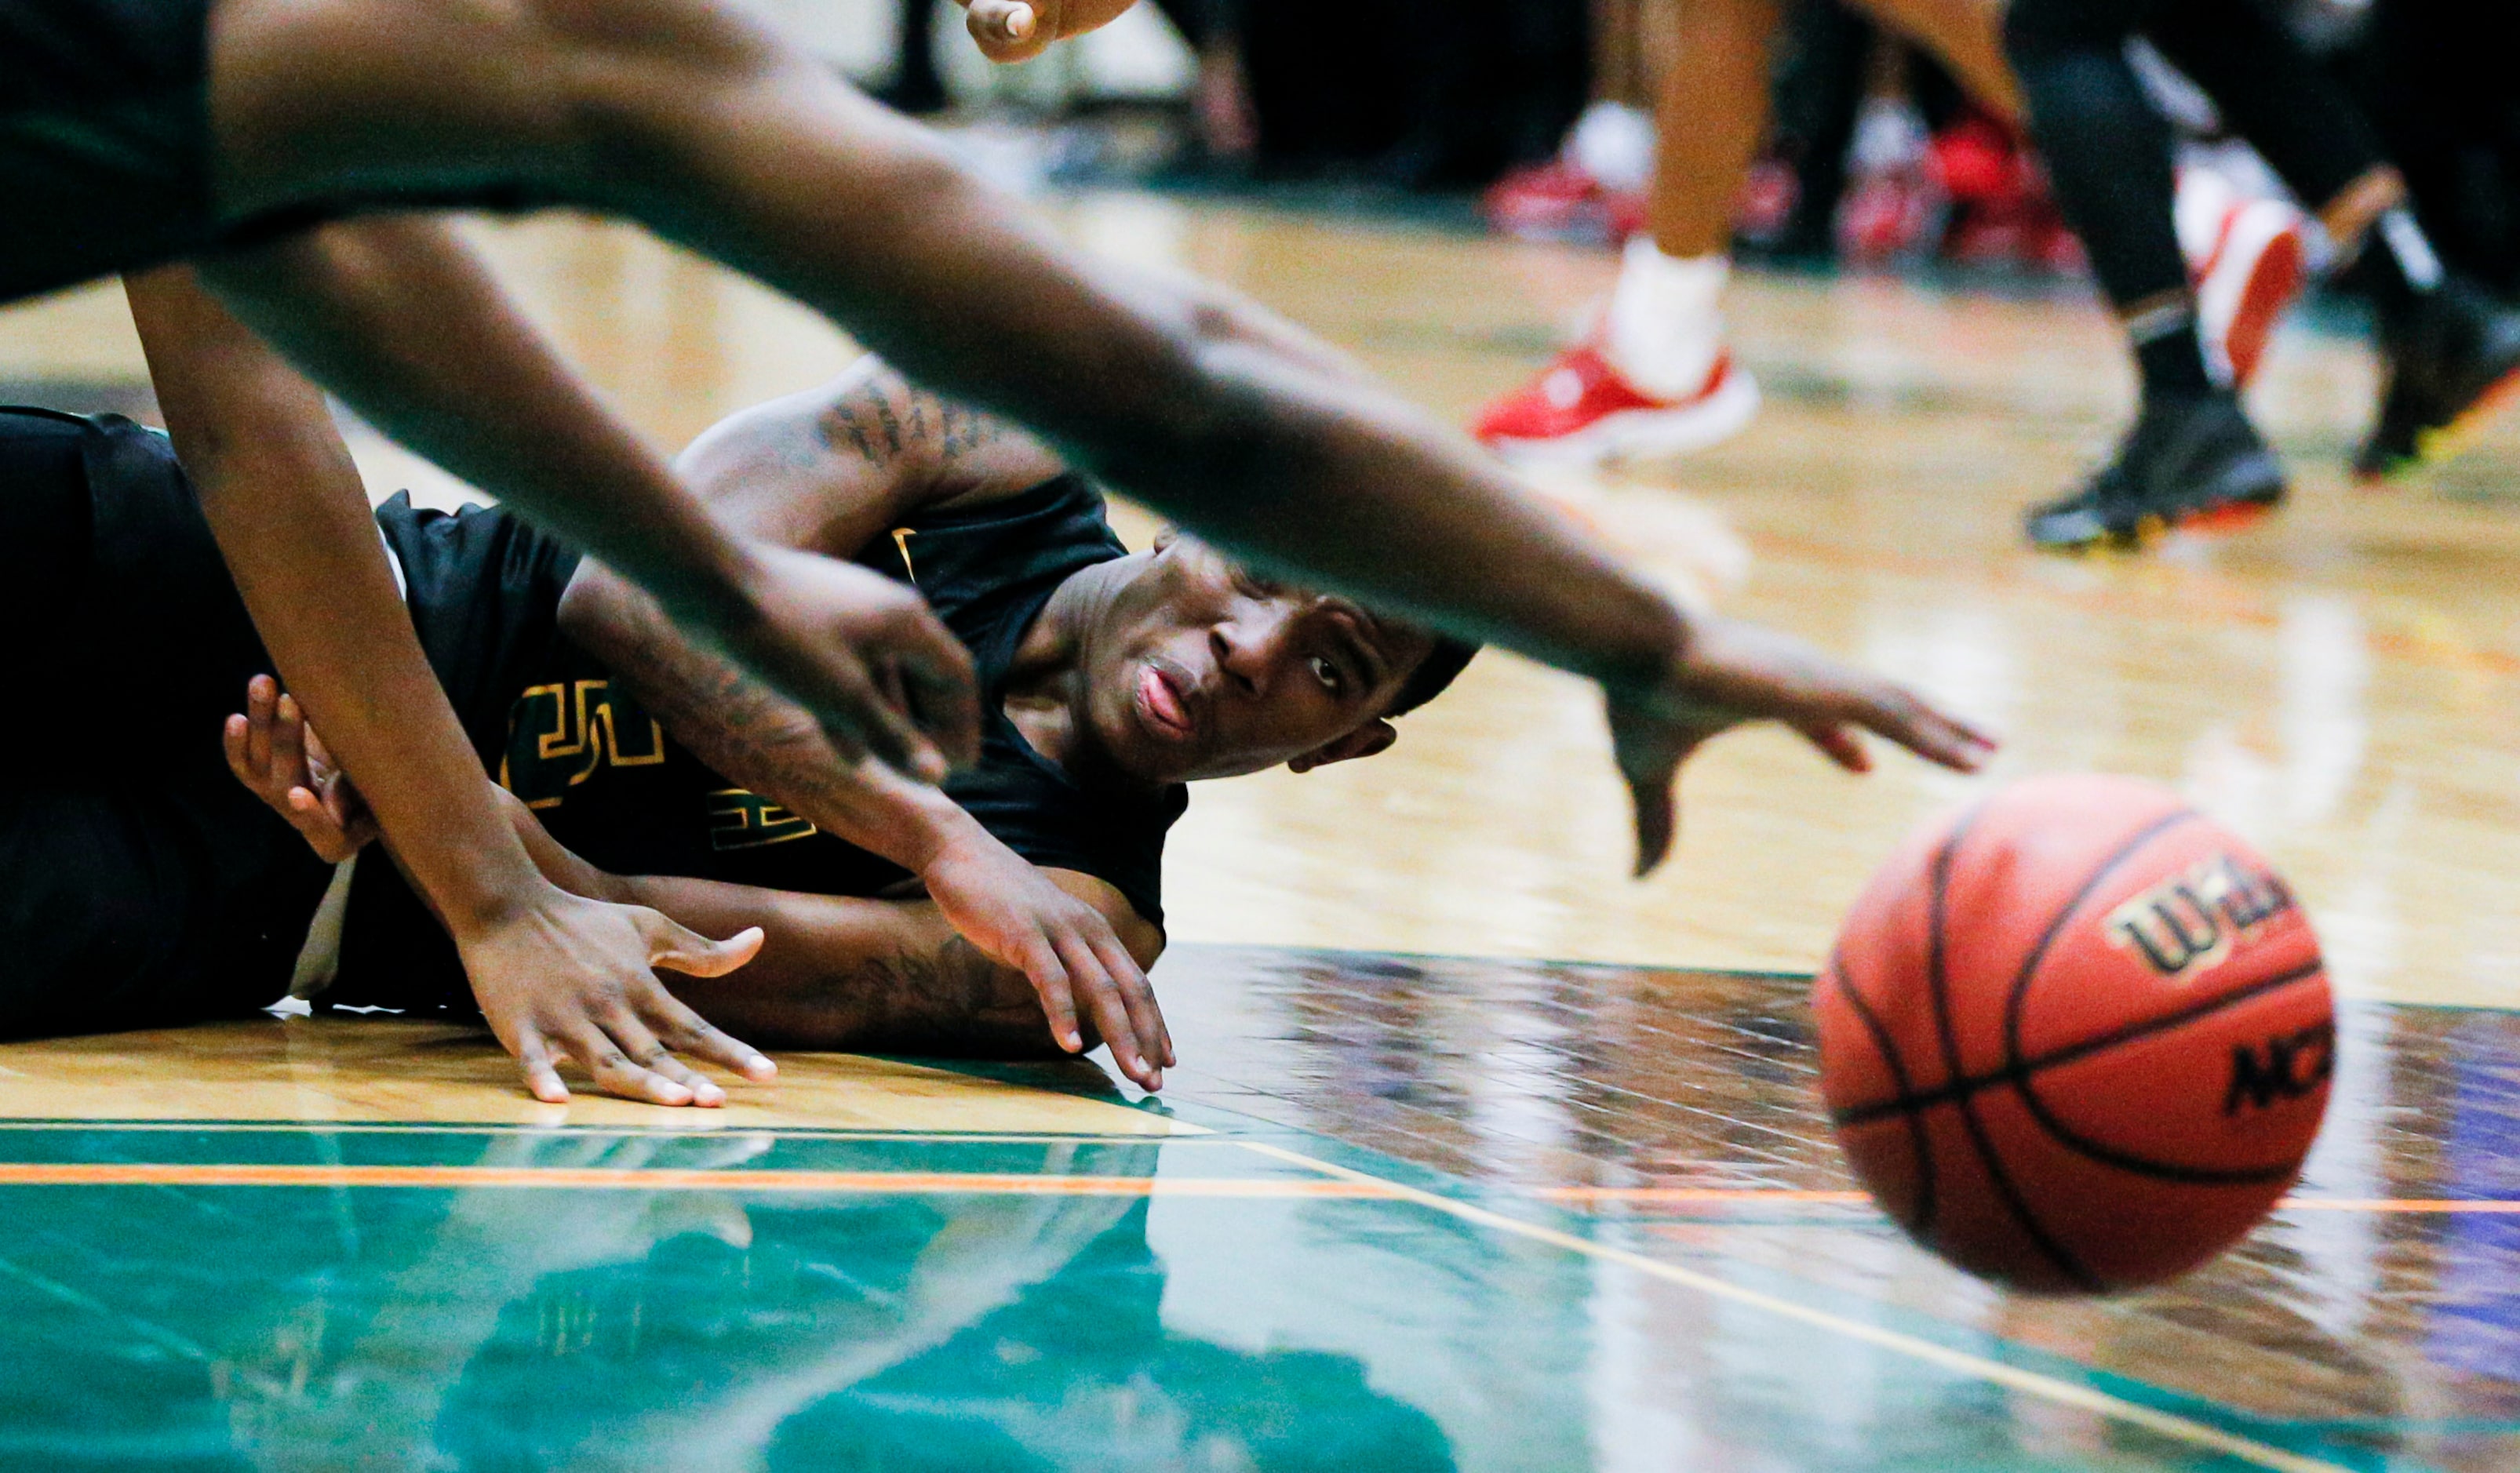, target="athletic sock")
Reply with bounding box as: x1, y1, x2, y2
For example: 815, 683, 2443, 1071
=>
1600, 239, 1728, 400
2126, 296, 2216, 398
